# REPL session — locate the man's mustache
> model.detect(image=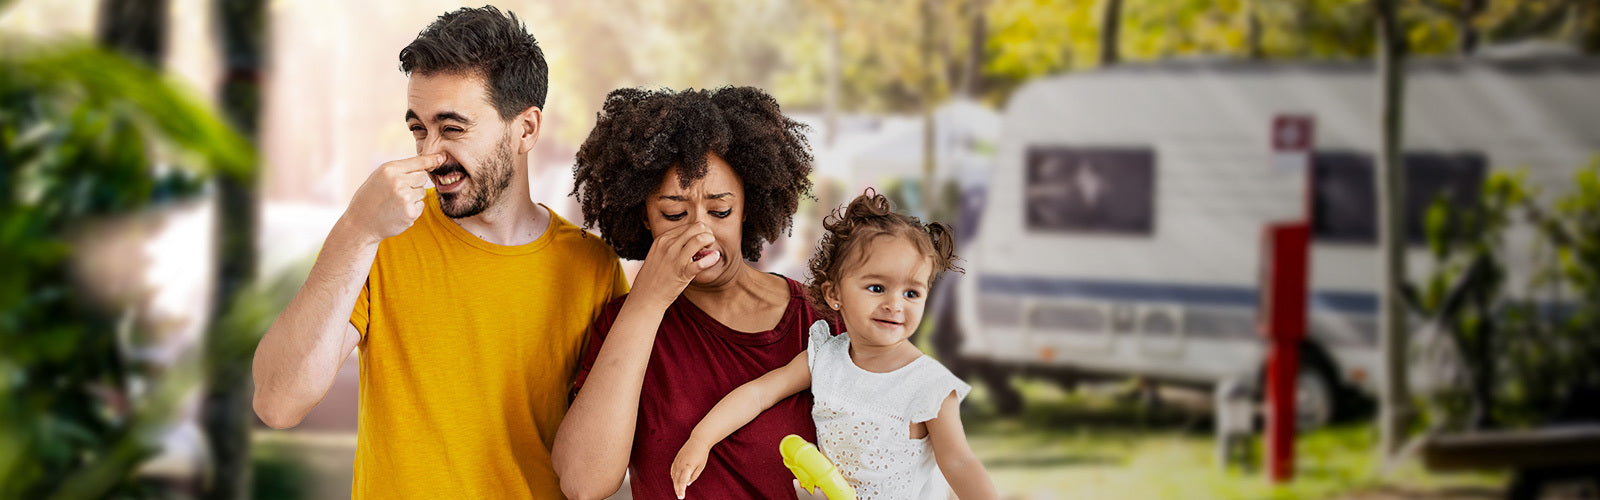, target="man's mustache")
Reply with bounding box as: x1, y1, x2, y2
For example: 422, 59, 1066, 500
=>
430, 163, 467, 177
